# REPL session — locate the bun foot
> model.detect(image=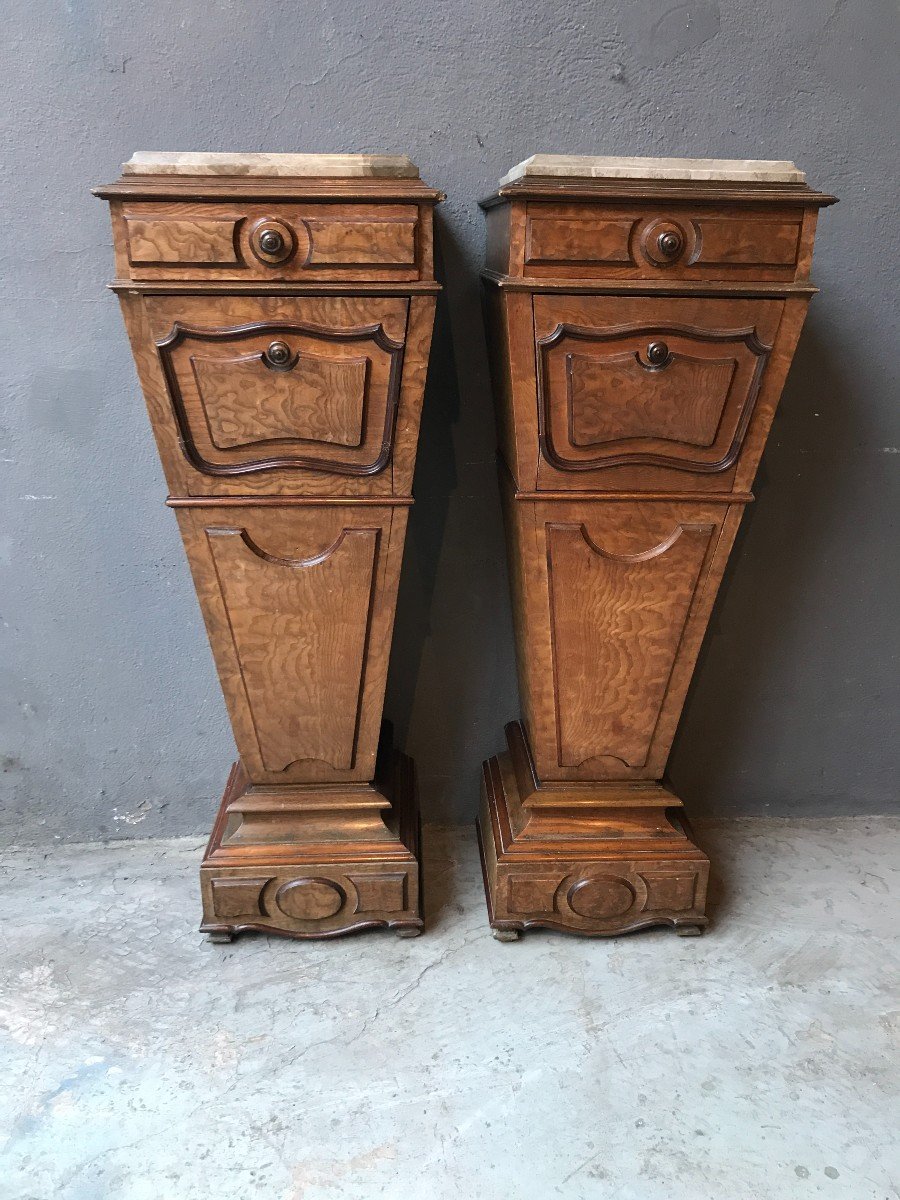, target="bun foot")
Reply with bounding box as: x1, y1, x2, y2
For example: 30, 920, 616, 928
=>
492, 927, 521, 942
206, 930, 234, 943
675, 923, 705, 937
395, 925, 422, 939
